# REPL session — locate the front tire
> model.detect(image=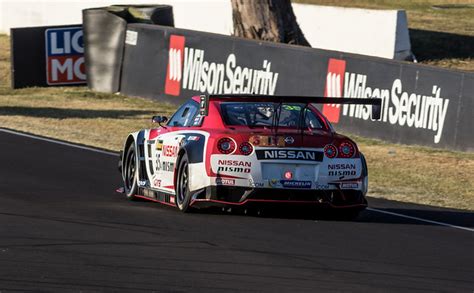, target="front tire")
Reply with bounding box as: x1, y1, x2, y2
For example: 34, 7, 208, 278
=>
175, 154, 192, 212
123, 143, 138, 200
